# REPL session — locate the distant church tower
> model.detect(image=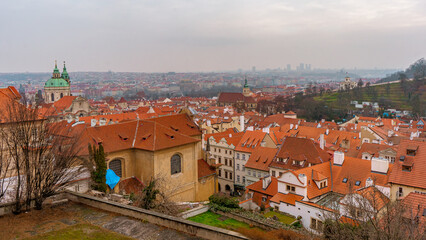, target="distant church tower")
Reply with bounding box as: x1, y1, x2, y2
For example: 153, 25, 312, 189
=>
44, 61, 71, 103
242, 77, 251, 97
